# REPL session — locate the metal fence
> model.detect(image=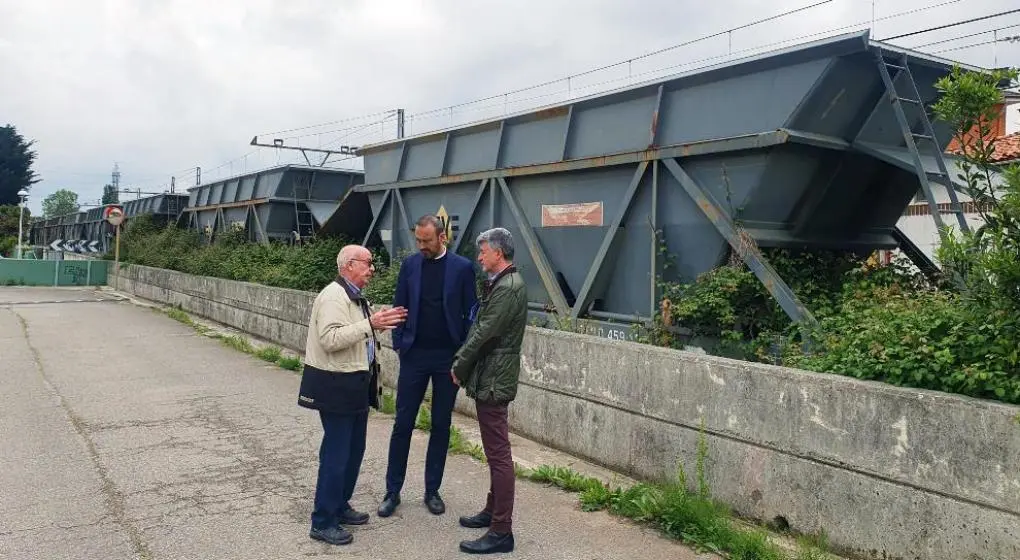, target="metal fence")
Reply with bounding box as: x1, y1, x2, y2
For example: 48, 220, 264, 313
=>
0, 259, 110, 287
